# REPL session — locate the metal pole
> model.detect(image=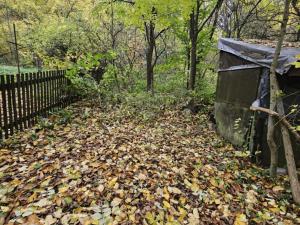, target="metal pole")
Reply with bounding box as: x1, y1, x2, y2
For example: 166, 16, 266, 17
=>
13, 23, 20, 74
